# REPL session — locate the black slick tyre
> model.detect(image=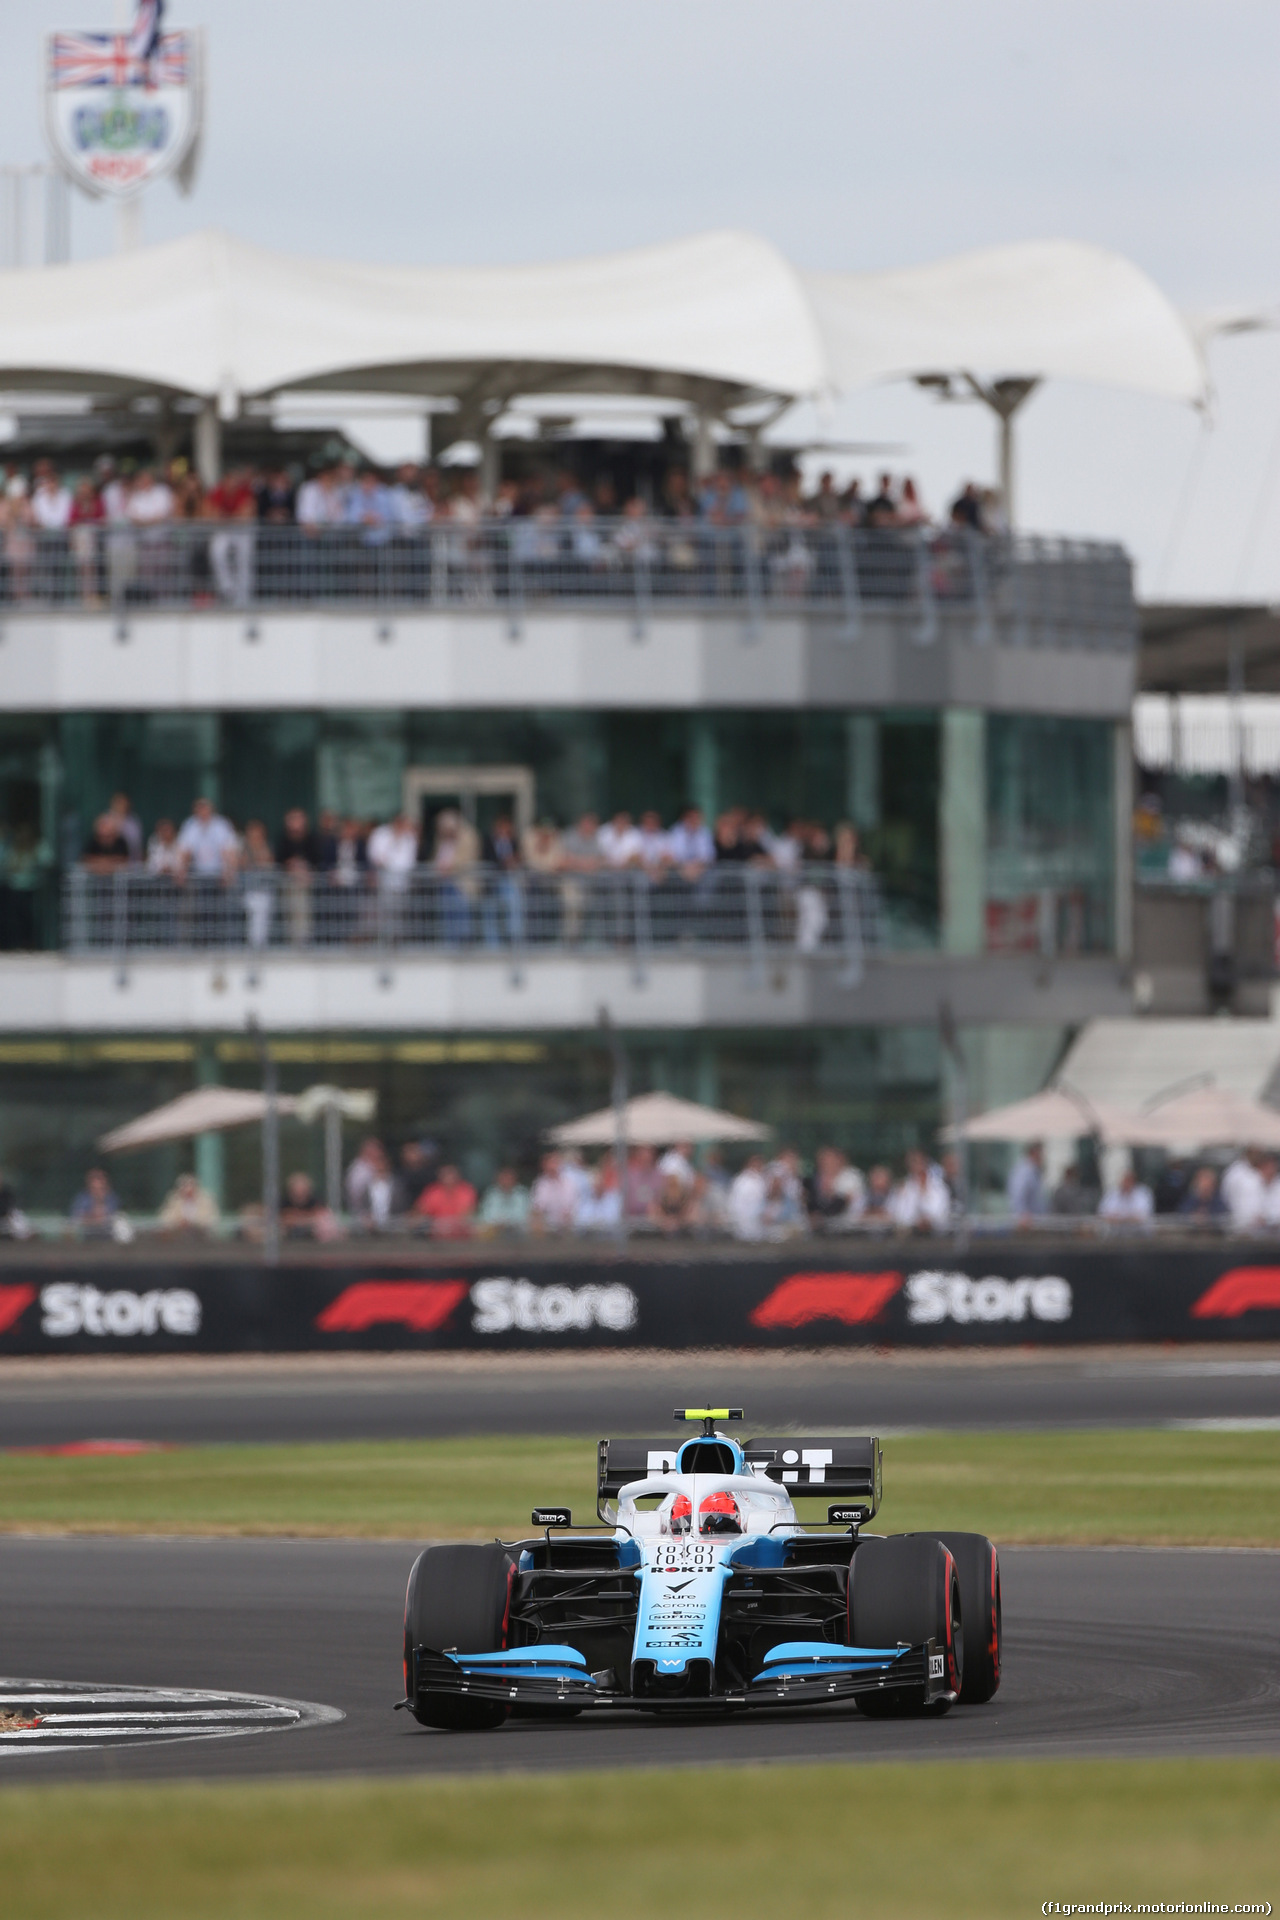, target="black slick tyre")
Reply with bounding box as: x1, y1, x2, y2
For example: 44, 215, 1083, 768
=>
847, 1534, 962, 1717
933, 1531, 1001, 1703
404, 1543, 513, 1731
